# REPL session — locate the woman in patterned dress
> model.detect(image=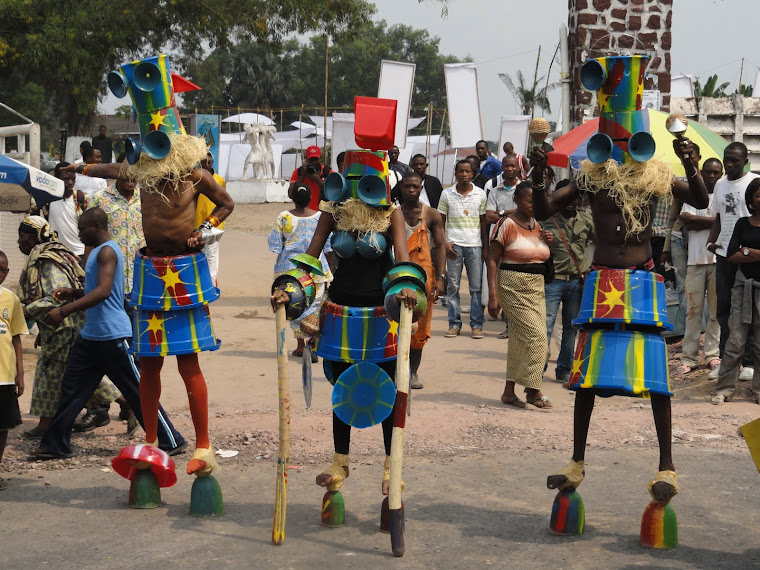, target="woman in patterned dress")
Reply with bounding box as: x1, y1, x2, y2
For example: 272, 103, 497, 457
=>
17, 216, 85, 437
486, 182, 554, 408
